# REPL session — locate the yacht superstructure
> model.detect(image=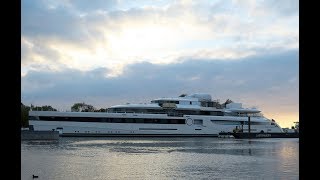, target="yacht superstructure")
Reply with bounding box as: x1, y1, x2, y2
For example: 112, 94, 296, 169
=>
28, 93, 283, 137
